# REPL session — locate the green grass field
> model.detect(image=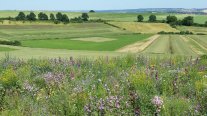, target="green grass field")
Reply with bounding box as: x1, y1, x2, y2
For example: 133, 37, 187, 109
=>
22, 34, 151, 51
